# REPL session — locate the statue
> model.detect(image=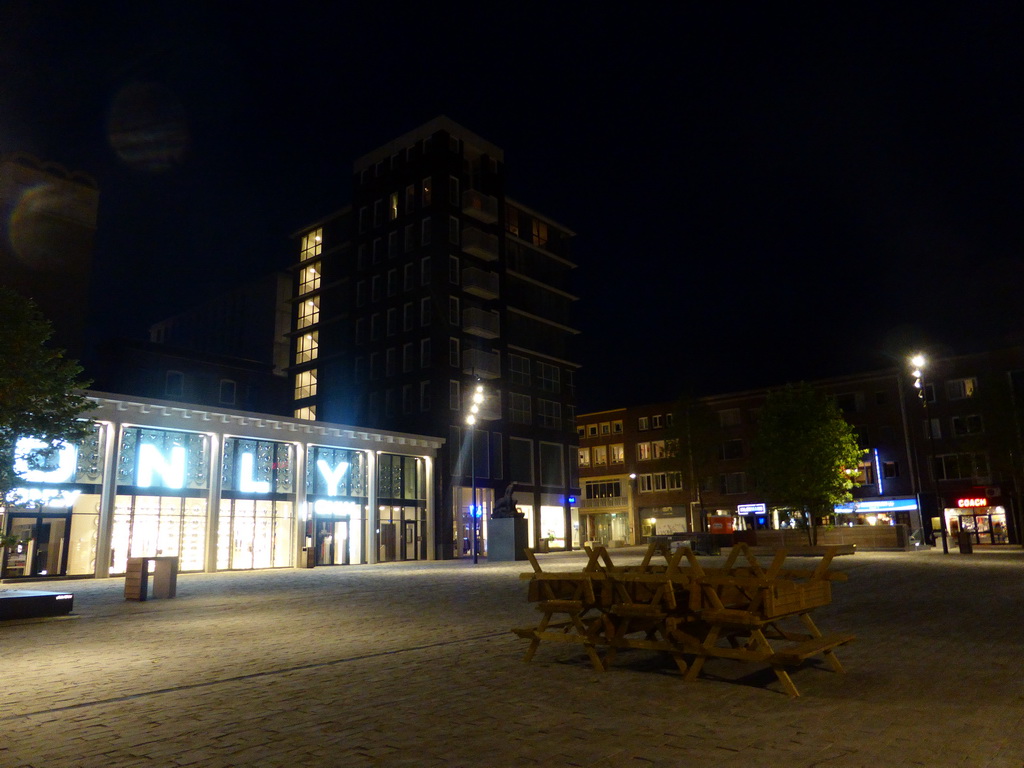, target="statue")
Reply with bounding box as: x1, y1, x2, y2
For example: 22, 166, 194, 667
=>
491, 482, 523, 518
